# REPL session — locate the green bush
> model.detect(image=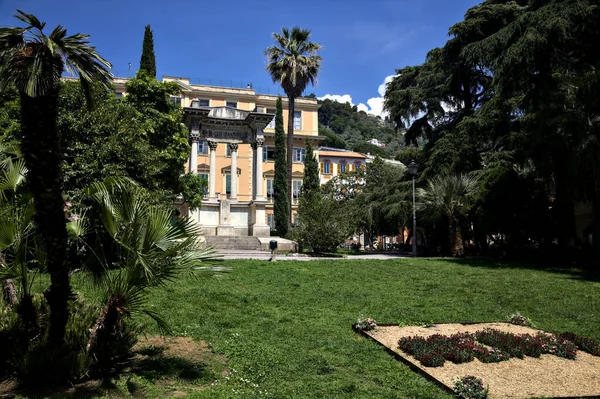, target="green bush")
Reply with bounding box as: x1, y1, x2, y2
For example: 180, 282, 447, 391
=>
289, 193, 354, 254
0, 293, 140, 383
